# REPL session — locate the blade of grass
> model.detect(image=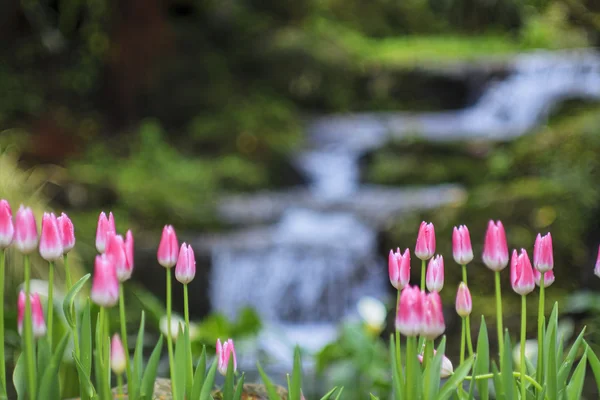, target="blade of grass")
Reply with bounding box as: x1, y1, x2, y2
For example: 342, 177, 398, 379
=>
319, 386, 339, 400
233, 372, 245, 400
257, 362, 281, 400
290, 346, 302, 400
